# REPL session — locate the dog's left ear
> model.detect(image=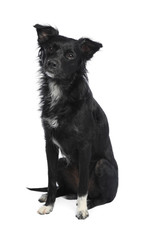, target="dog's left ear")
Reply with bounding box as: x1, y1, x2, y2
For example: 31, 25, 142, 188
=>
34, 24, 59, 44
79, 38, 103, 60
